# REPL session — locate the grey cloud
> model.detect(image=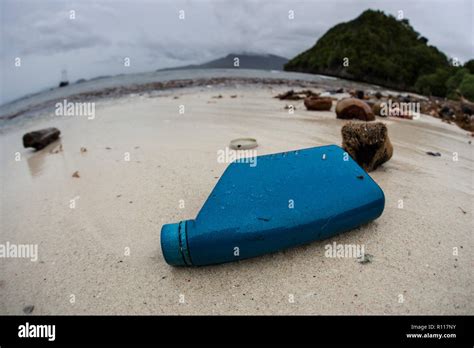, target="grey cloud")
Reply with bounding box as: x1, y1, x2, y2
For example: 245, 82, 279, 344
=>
1, 0, 472, 104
